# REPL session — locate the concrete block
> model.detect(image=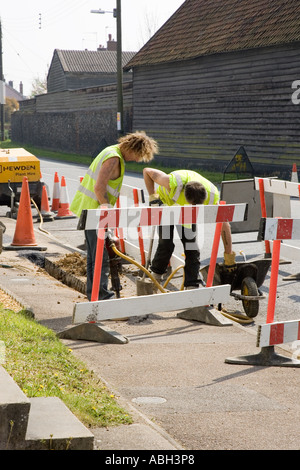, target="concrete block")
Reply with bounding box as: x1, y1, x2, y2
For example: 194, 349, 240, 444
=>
58, 322, 128, 344
177, 305, 233, 326
25, 397, 94, 450
0, 366, 30, 450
